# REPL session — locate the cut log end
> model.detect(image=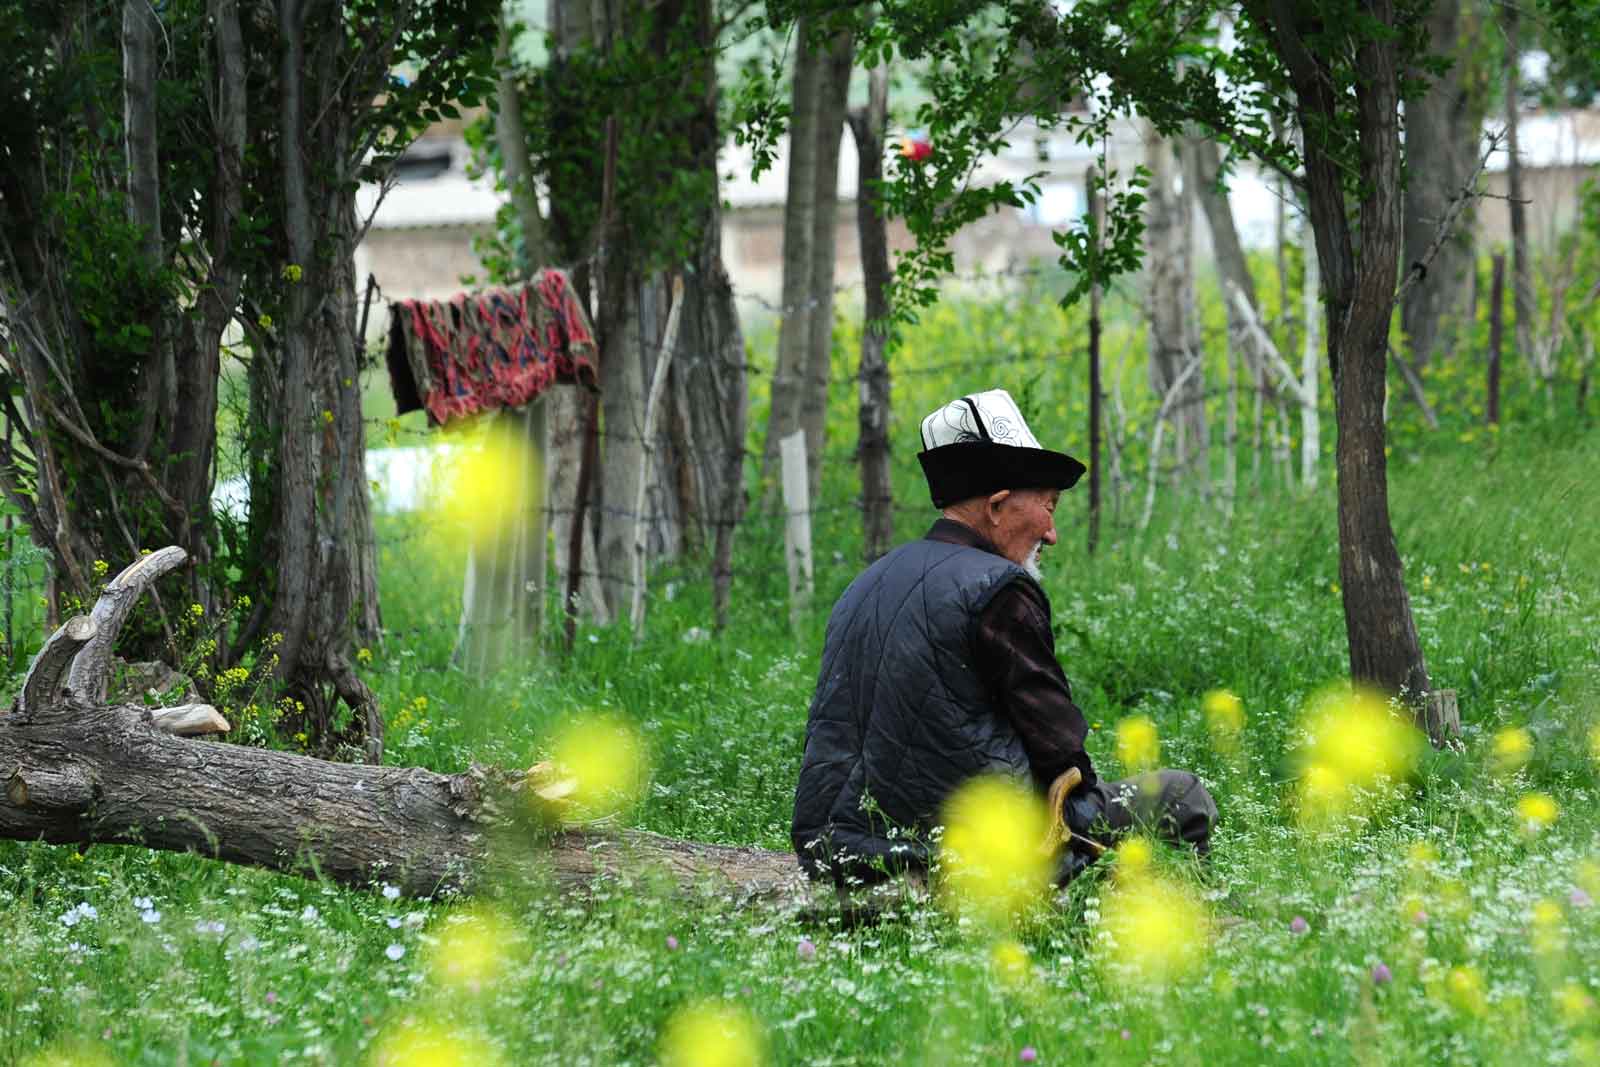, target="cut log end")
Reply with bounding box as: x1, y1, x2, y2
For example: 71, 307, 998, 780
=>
151, 704, 231, 737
